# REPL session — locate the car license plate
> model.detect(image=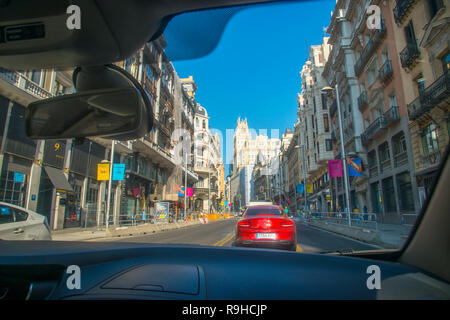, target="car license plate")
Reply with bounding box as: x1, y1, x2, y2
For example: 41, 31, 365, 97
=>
256, 233, 276, 239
